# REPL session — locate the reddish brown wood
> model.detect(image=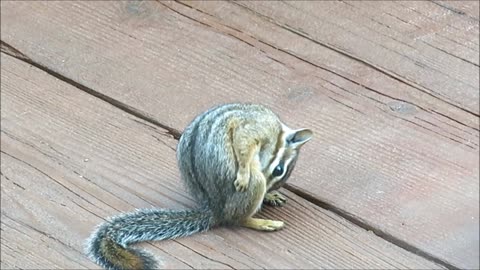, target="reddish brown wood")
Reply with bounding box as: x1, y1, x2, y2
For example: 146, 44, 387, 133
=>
0, 53, 442, 269
1, 1, 478, 268
231, 0, 479, 114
